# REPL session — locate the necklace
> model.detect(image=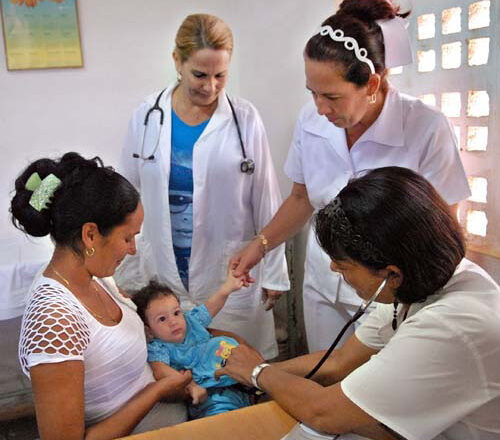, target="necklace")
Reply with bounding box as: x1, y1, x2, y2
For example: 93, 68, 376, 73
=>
51, 267, 70, 287
50, 267, 119, 324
